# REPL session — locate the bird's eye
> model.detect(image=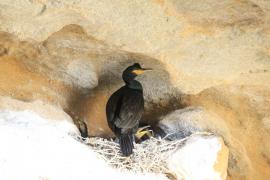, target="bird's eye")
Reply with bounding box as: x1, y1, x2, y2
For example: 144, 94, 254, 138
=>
133, 63, 141, 69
